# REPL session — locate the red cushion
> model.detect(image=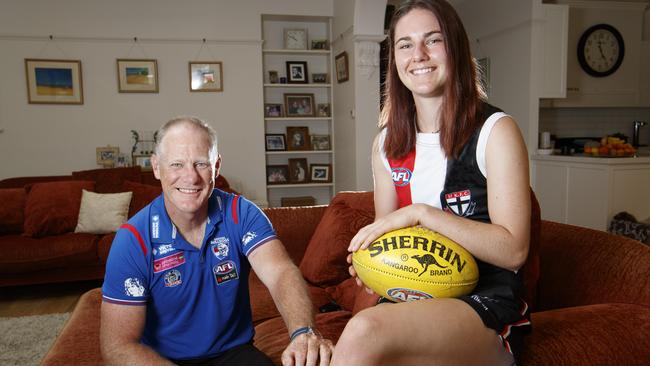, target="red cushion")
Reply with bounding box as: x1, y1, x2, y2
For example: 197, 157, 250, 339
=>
23, 181, 95, 237
122, 181, 162, 217
72, 167, 142, 193
299, 192, 374, 287
0, 188, 26, 234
